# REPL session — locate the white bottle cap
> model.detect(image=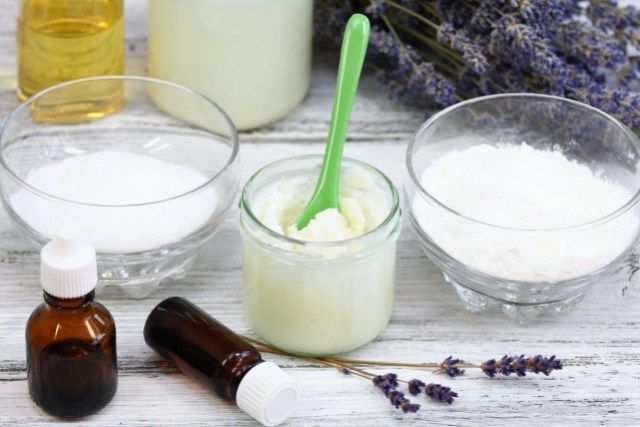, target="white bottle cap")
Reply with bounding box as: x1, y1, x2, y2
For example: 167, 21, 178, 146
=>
236, 361, 298, 426
40, 230, 98, 299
